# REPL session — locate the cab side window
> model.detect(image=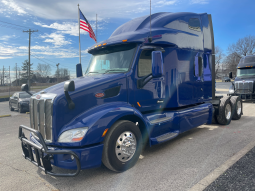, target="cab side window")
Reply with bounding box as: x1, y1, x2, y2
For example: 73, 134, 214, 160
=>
188, 18, 201, 32
138, 50, 153, 77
